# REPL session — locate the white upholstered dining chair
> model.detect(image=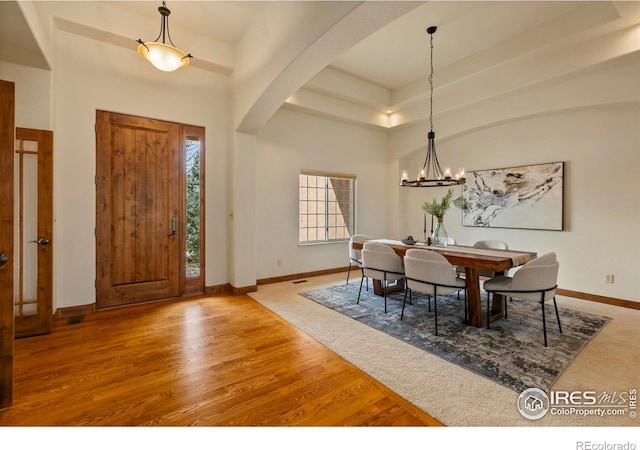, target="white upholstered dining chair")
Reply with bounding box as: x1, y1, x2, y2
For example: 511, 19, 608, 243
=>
483, 252, 561, 347
358, 242, 404, 313
346, 234, 371, 286
402, 249, 467, 335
